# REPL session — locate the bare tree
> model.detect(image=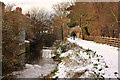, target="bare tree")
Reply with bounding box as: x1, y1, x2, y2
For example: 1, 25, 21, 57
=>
5, 3, 15, 12
27, 8, 54, 38
67, 2, 118, 38
52, 2, 72, 40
